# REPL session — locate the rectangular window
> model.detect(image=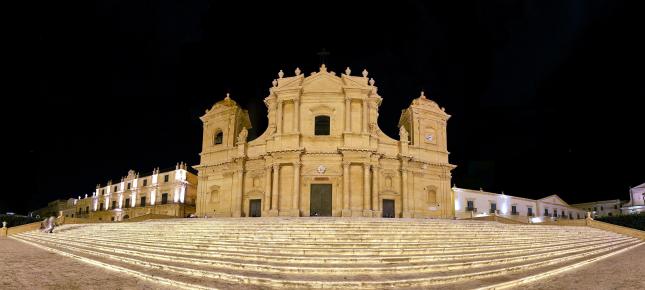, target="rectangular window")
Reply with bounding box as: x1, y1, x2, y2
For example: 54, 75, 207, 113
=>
314, 115, 331, 135
614, 205, 618, 209
466, 200, 475, 211
143, 179, 148, 186
125, 198, 130, 208
511, 205, 517, 214
140, 196, 146, 207
101, 189, 105, 195
490, 203, 497, 213
164, 175, 169, 182
85, 206, 89, 213
127, 183, 131, 190
114, 186, 117, 192
600, 206, 604, 211
544, 208, 549, 216
161, 193, 168, 204
100, 203, 103, 211
527, 207, 533, 216
111, 201, 116, 209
